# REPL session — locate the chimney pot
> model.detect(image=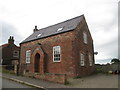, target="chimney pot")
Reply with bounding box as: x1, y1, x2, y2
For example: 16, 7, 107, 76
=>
33, 25, 38, 32
8, 36, 14, 44
35, 26, 37, 29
